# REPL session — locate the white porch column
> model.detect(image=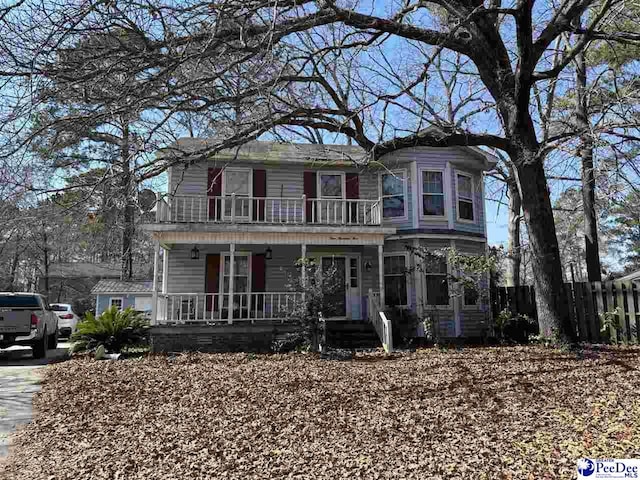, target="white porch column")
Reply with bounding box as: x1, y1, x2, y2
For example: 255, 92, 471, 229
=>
228, 243, 235, 324
151, 242, 160, 325
378, 244, 385, 309
161, 247, 168, 294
